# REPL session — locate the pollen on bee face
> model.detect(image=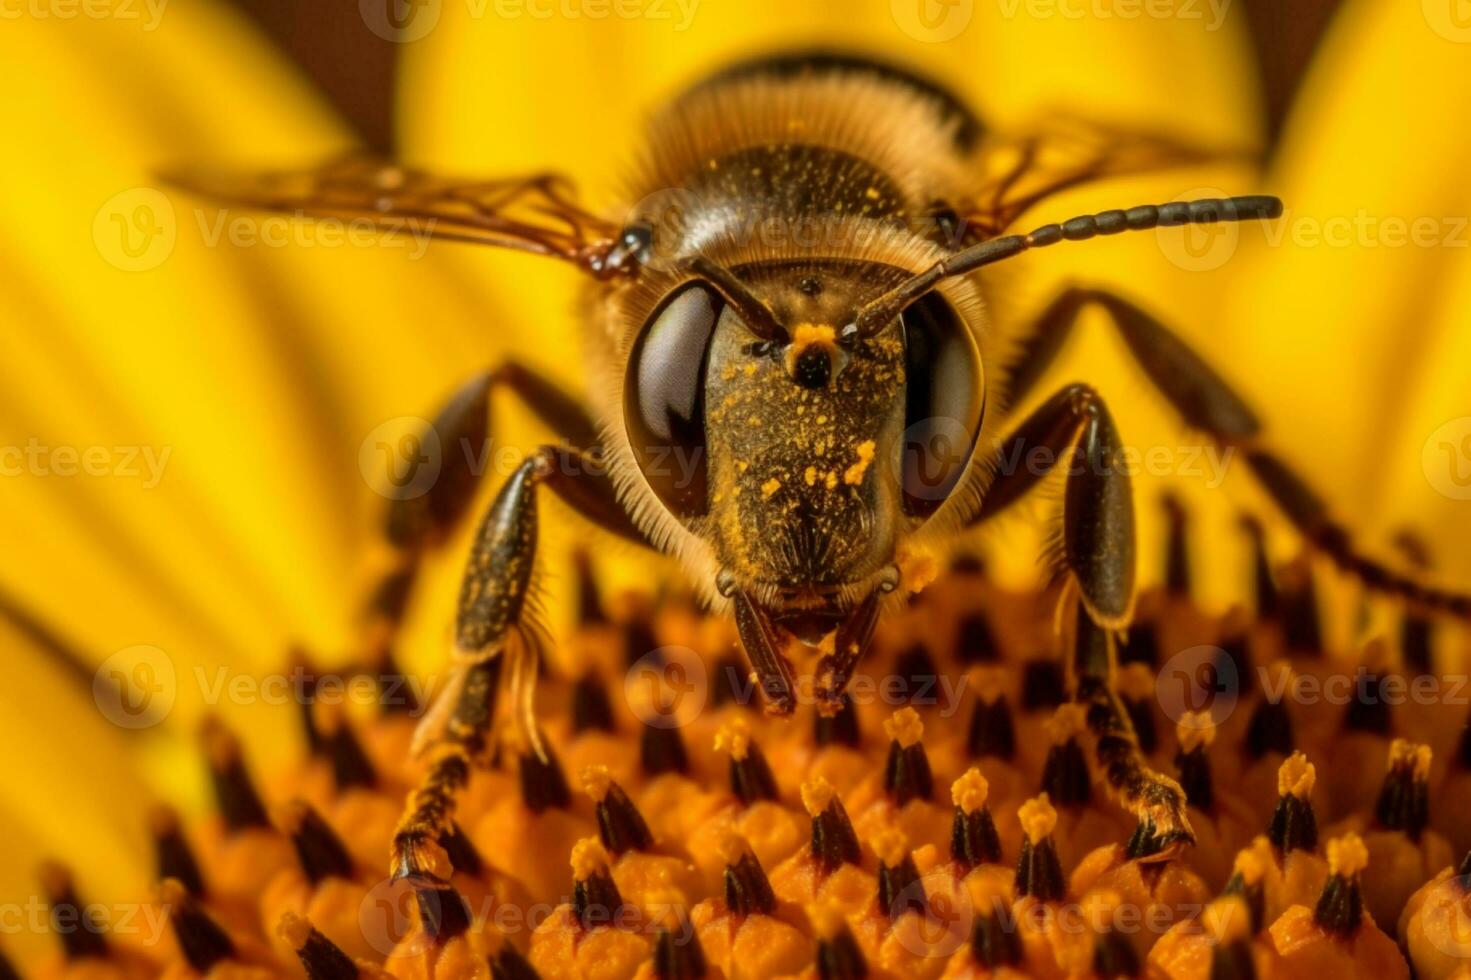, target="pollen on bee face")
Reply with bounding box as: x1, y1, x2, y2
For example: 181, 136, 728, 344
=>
29, 545, 1471, 979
